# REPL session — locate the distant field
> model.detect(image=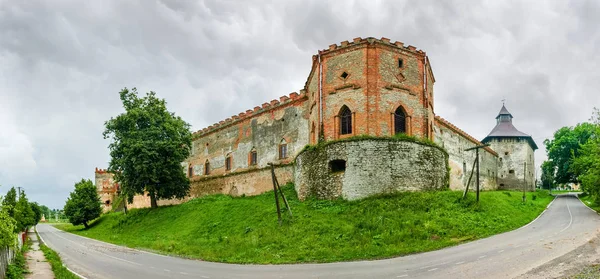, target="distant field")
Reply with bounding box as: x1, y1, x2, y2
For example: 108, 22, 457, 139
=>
551, 190, 582, 194
56, 186, 554, 264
